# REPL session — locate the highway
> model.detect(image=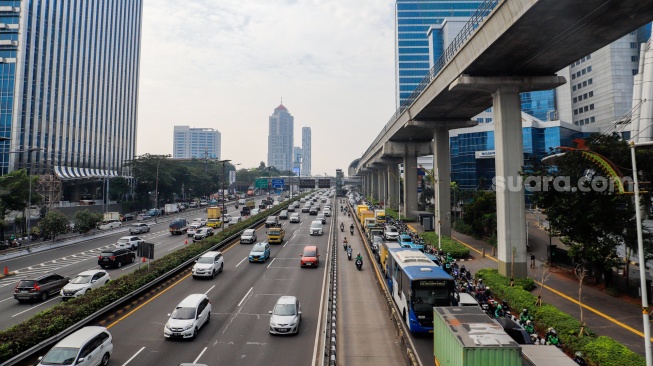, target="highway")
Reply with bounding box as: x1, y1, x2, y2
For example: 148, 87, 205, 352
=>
0, 203, 242, 331
100, 197, 332, 366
